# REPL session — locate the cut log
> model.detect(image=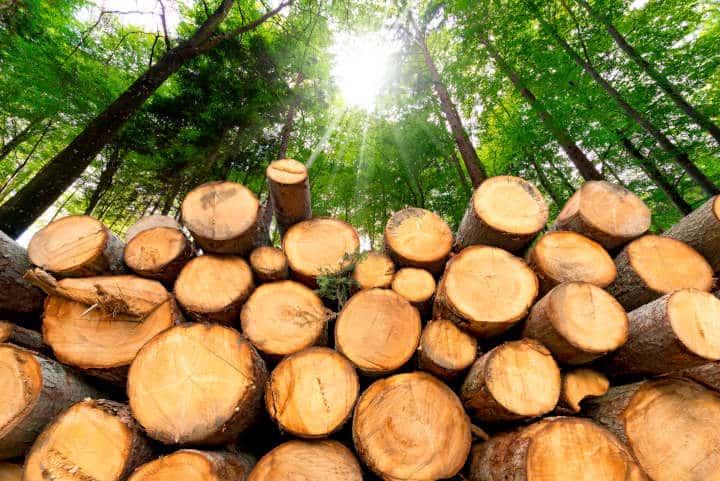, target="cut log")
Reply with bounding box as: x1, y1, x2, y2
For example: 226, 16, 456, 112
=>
265, 347, 359, 438
128, 449, 256, 481
664, 195, 720, 271
455, 175, 549, 253
557, 368, 609, 413
353, 372, 471, 481
0, 463, 21, 481
282, 218, 359, 286
526, 231, 616, 293
383, 207, 453, 275
240, 280, 327, 357
417, 319, 478, 380
391, 267, 435, 315
351, 251, 395, 290
523, 282, 628, 365
460, 339, 561, 423
679, 362, 720, 392
249, 246, 289, 283
0, 231, 44, 319
266, 158, 312, 235
601, 289, 720, 376
125, 214, 182, 243
433, 246, 538, 338
469, 417, 646, 481
27, 215, 125, 277
247, 440, 362, 481
335, 288, 421, 375
586, 377, 720, 481
550, 181, 651, 250
174, 255, 254, 324
608, 235, 713, 310
0, 345, 101, 459
181, 181, 267, 255
23, 399, 152, 481
0, 322, 45, 352
124, 227, 194, 285
128, 323, 267, 445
